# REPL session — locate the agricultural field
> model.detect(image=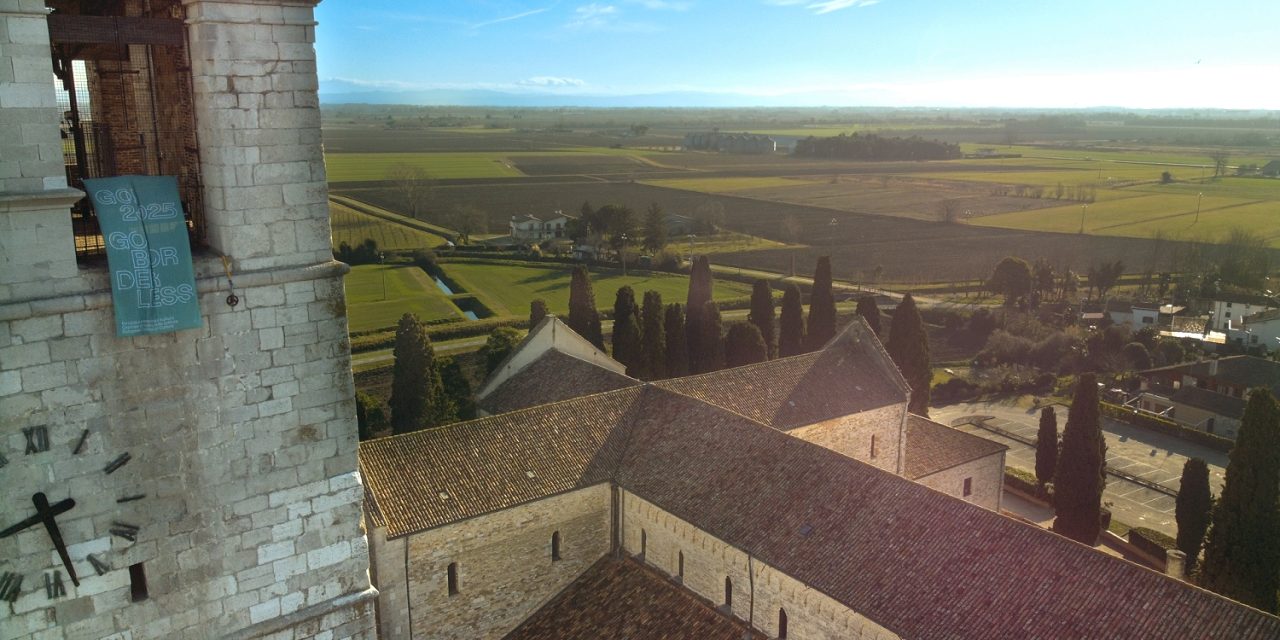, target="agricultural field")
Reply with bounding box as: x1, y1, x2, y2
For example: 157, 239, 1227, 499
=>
441, 261, 753, 318
345, 265, 462, 333
331, 201, 446, 252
